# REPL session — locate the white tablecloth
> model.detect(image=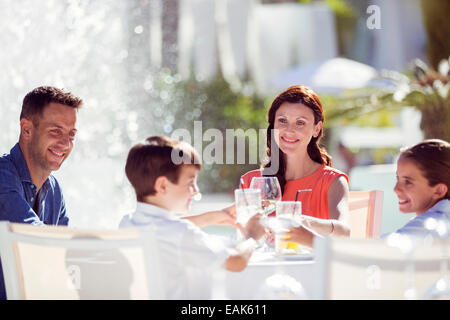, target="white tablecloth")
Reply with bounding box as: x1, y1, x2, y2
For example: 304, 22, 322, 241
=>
223, 251, 317, 300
